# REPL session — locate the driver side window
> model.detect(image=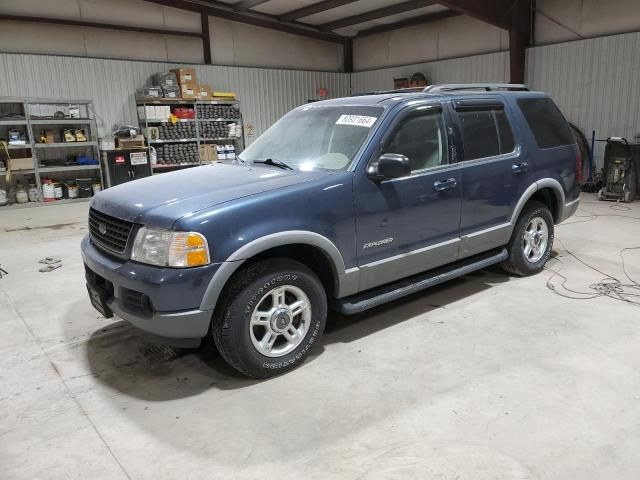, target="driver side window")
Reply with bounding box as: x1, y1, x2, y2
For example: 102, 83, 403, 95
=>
384, 110, 447, 173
